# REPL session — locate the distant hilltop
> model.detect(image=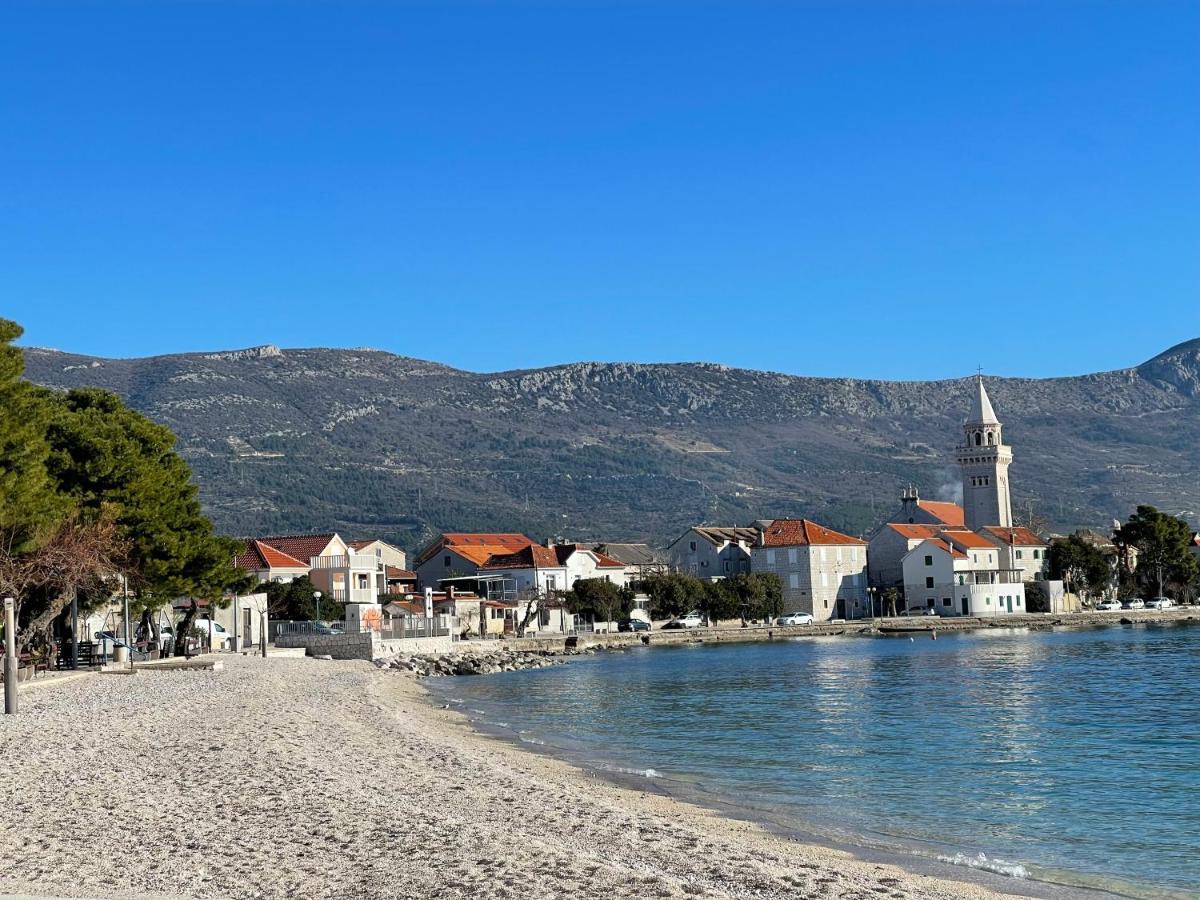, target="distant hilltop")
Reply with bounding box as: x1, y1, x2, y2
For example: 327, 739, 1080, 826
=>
20, 339, 1200, 550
